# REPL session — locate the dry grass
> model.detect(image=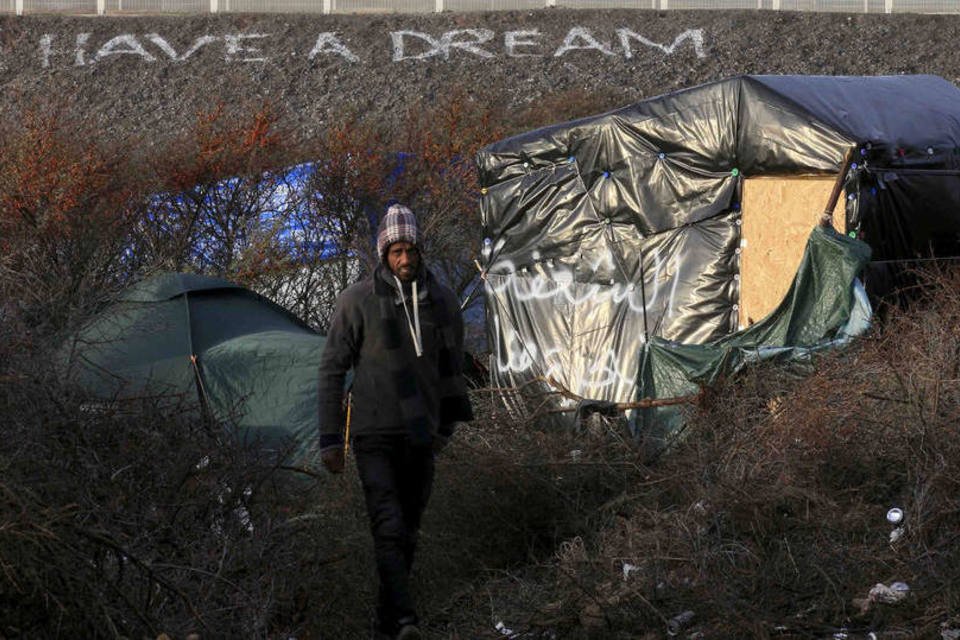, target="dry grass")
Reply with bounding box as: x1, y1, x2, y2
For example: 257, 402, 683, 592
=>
4, 270, 960, 639
427, 268, 960, 639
